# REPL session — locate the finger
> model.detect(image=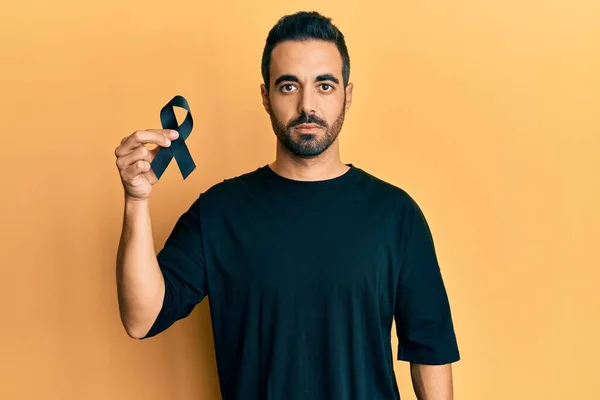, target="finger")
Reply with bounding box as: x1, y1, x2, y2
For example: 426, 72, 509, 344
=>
121, 160, 152, 181
117, 129, 172, 155
115, 129, 178, 157
116, 144, 155, 170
